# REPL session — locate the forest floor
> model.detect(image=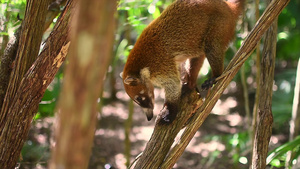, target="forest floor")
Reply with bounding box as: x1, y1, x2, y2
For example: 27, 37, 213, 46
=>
21, 76, 289, 169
